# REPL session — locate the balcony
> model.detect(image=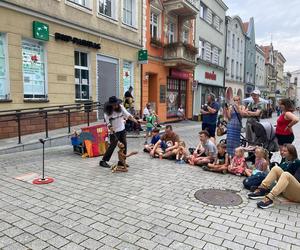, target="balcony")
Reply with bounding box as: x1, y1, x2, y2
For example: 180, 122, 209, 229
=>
163, 42, 198, 69
163, 0, 199, 19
